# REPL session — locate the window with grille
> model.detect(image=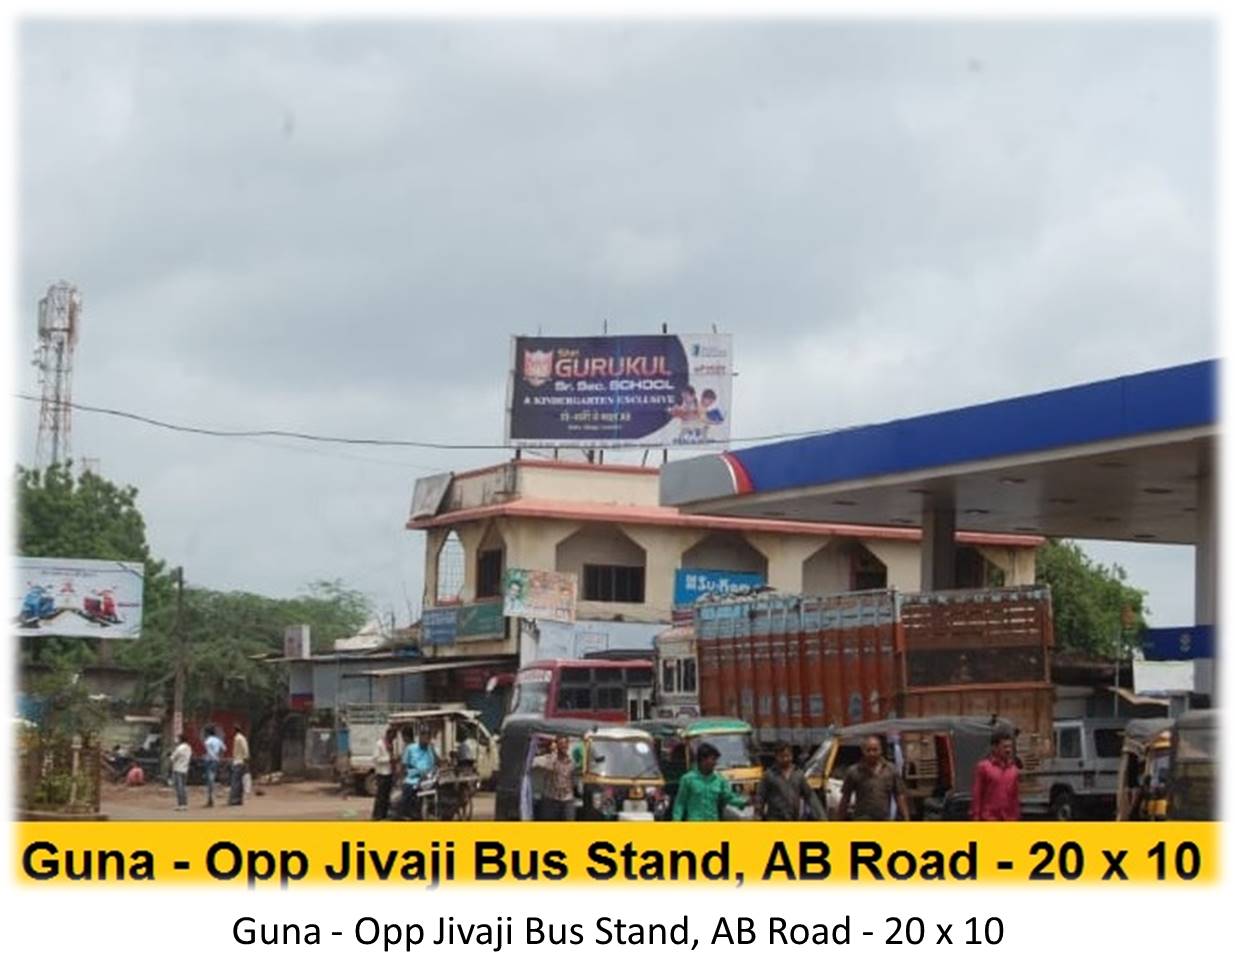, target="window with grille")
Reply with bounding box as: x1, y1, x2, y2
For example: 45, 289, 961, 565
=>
583, 564, 645, 603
